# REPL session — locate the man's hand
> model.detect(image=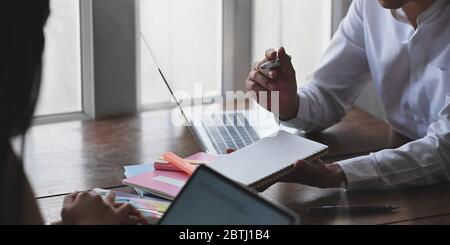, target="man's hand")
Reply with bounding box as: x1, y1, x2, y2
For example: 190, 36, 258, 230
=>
280, 159, 347, 189
258, 160, 346, 191
246, 47, 299, 121
226, 148, 347, 190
